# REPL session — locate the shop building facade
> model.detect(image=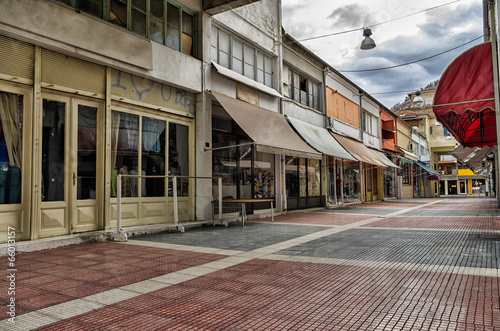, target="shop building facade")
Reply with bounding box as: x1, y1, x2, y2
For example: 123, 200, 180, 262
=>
0, 0, 218, 241
1, 0, 412, 242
